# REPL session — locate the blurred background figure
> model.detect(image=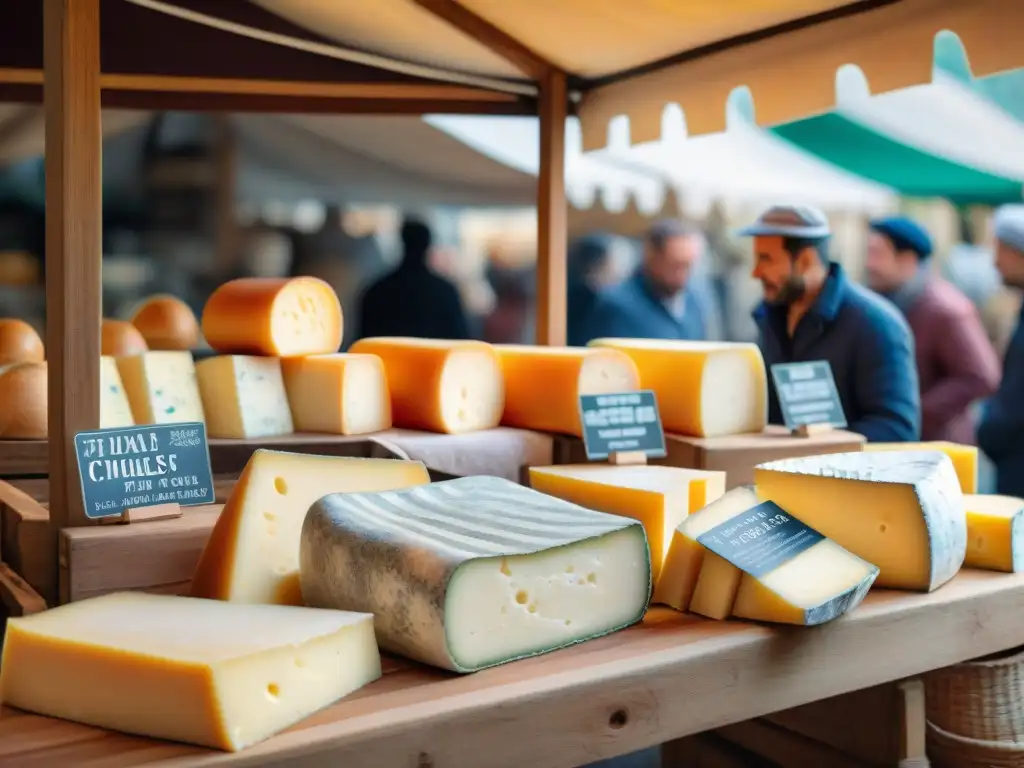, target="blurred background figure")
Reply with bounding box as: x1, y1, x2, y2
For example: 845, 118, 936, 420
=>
566, 232, 626, 346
